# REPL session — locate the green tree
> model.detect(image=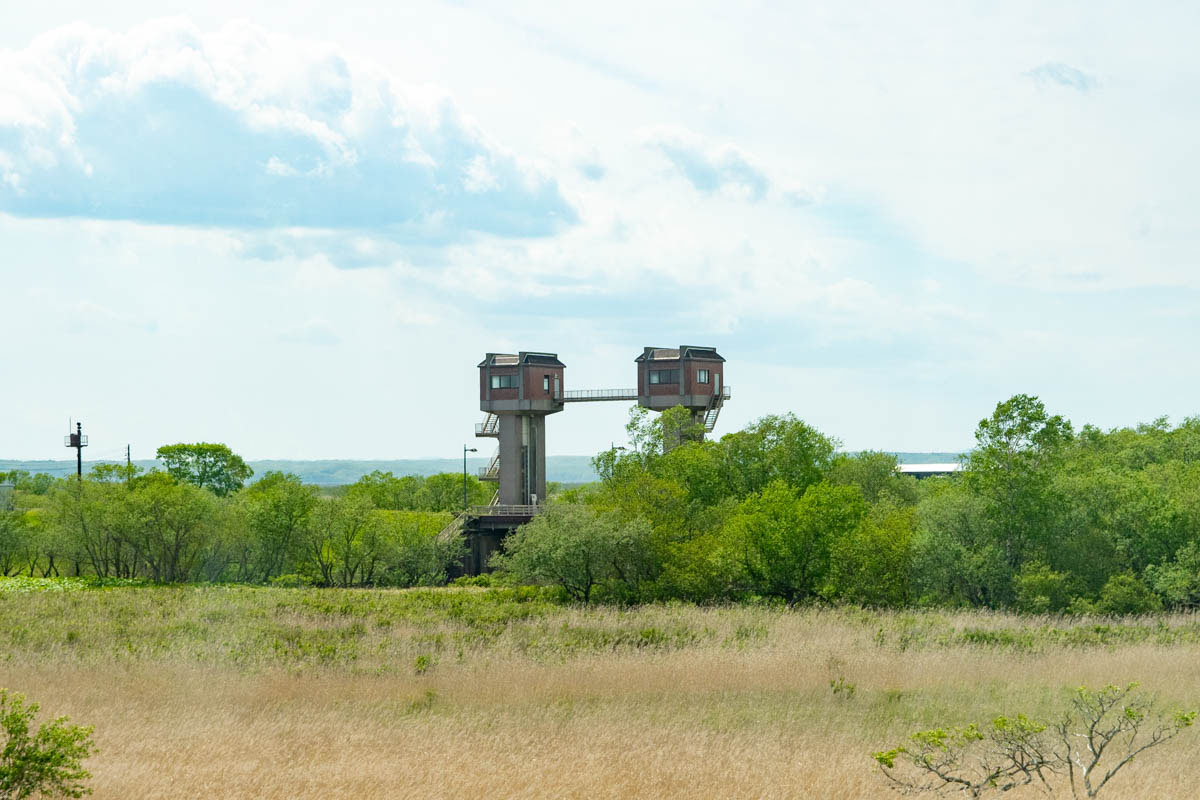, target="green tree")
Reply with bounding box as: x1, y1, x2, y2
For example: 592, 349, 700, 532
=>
86, 464, 142, 484
155, 443, 253, 497
420, 473, 490, 512
1092, 572, 1161, 615
0, 511, 32, 577
0, 473, 55, 497
302, 495, 381, 587
492, 503, 654, 602
967, 395, 1073, 569
910, 481, 1011, 607
1146, 541, 1200, 610
124, 473, 218, 582
725, 480, 867, 603
827, 502, 916, 606
48, 480, 129, 579
0, 689, 95, 799
238, 472, 317, 582
1013, 561, 1075, 614
717, 414, 838, 498
827, 451, 918, 505
377, 511, 464, 587
346, 471, 423, 510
